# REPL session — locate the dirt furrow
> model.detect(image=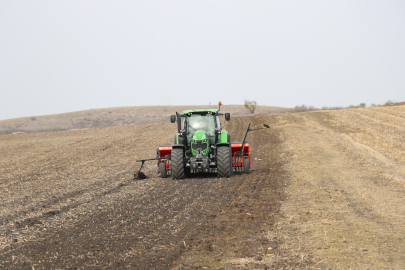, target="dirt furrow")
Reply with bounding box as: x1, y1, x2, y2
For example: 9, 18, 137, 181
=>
267, 107, 405, 269
2, 106, 405, 269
